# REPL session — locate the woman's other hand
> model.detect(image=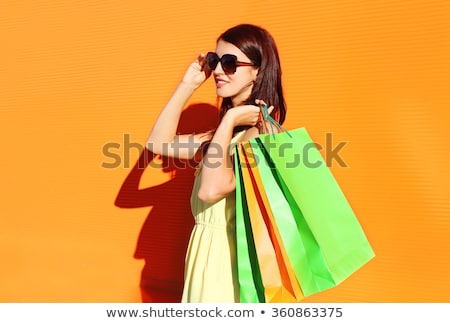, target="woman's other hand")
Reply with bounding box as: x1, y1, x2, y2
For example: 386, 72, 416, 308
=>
224, 102, 274, 128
